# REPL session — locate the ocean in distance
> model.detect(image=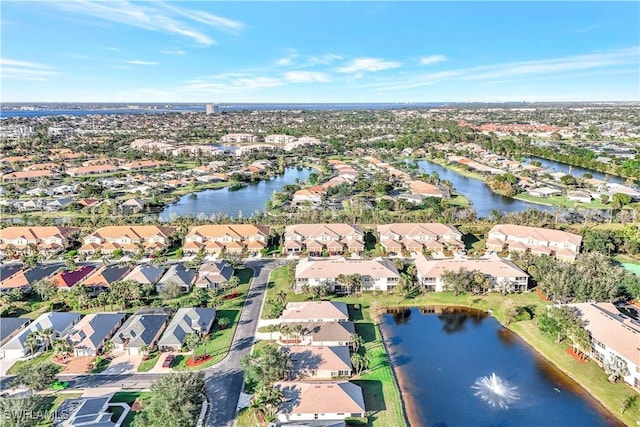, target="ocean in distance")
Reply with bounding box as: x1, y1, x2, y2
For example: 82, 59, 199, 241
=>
2, 102, 535, 118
